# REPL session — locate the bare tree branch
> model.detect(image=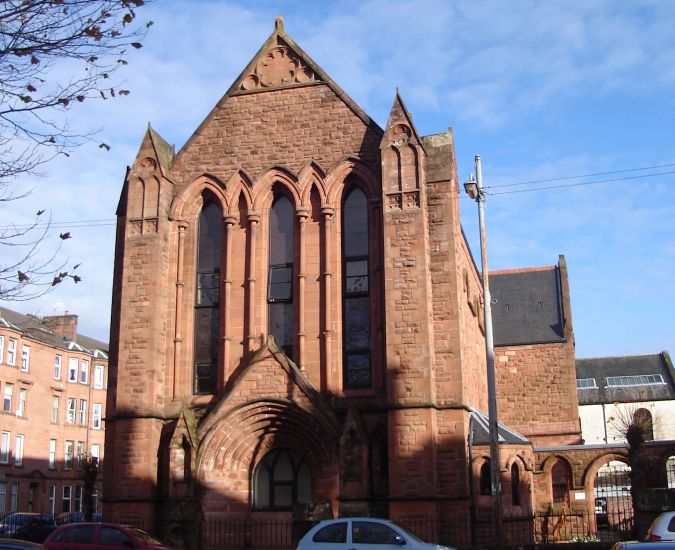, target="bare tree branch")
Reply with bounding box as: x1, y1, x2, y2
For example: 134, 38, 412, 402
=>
0, 0, 151, 300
